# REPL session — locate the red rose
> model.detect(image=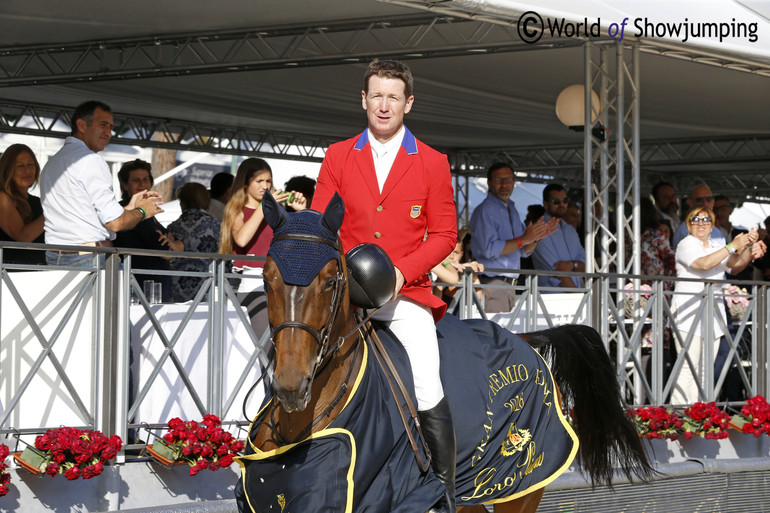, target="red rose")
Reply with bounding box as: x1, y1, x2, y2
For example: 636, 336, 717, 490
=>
108, 435, 123, 451
45, 462, 60, 476
203, 414, 221, 428
201, 445, 214, 458
64, 466, 81, 480
218, 454, 234, 468
81, 465, 97, 480
0, 444, 9, 460
0, 484, 8, 497
0, 472, 10, 485
101, 447, 117, 461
